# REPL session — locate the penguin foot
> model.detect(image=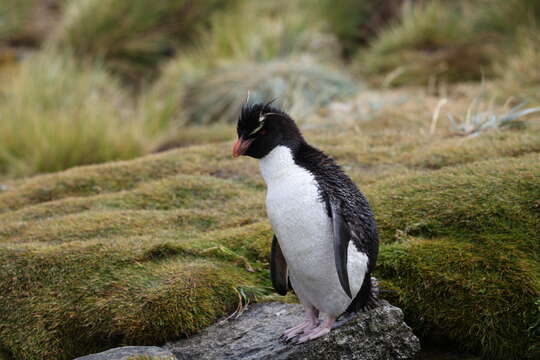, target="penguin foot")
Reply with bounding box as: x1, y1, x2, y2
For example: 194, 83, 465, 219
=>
295, 326, 331, 343
295, 315, 336, 344
280, 320, 319, 342
280, 303, 320, 342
